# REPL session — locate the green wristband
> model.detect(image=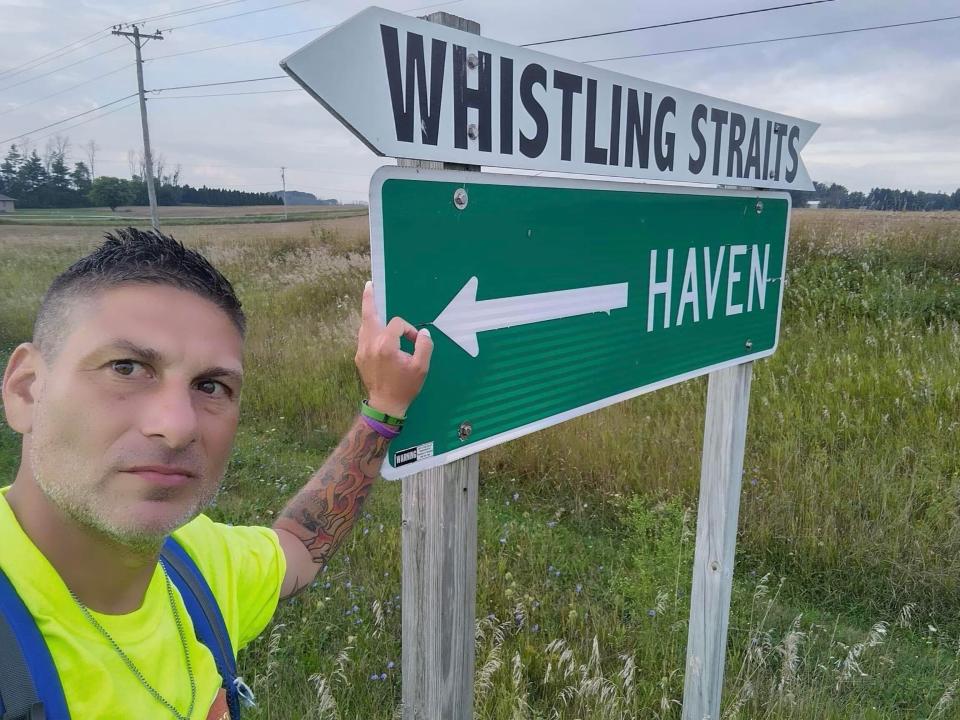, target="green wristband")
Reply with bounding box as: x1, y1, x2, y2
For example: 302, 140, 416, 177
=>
361, 399, 405, 427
